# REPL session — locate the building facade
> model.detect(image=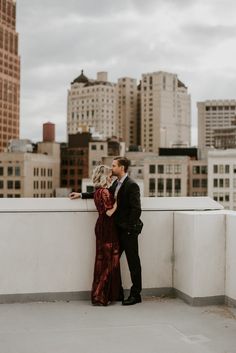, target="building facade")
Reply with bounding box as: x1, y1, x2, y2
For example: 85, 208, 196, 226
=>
188, 160, 208, 196
143, 156, 189, 197
208, 149, 236, 210
117, 77, 138, 148
0, 141, 60, 198
67, 71, 117, 139
197, 100, 236, 150
0, 0, 20, 152
60, 132, 91, 192
141, 71, 191, 152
